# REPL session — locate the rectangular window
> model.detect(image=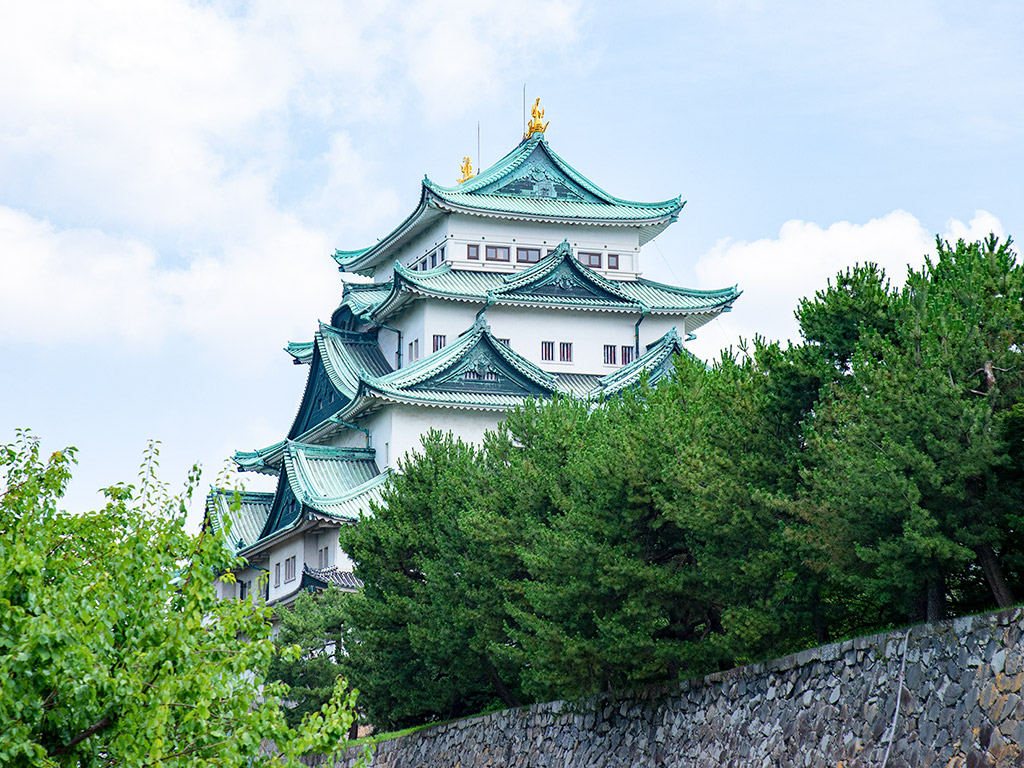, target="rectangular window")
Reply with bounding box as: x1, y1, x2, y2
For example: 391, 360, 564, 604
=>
541, 341, 555, 361
621, 345, 635, 365
384, 441, 389, 466
465, 369, 480, 380
498, 338, 510, 347
239, 580, 249, 600
274, 562, 281, 587
318, 546, 331, 569
607, 253, 619, 269
485, 245, 510, 261
413, 339, 420, 360
603, 344, 617, 365
408, 341, 413, 362
560, 342, 573, 362
439, 246, 445, 262
433, 334, 446, 352
579, 252, 602, 268
467, 244, 479, 260
517, 247, 541, 264
430, 253, 437, 268
284, 556, 296, 582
